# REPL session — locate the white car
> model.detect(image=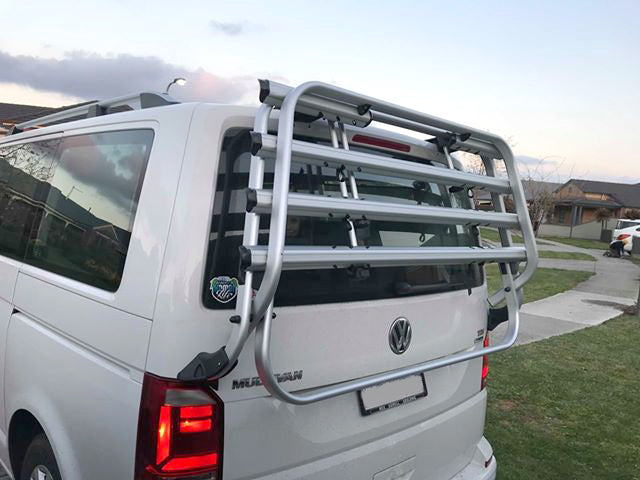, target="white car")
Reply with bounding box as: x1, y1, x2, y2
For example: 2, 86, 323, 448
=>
611, 221, 640, 253
0, 81, 536, 480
